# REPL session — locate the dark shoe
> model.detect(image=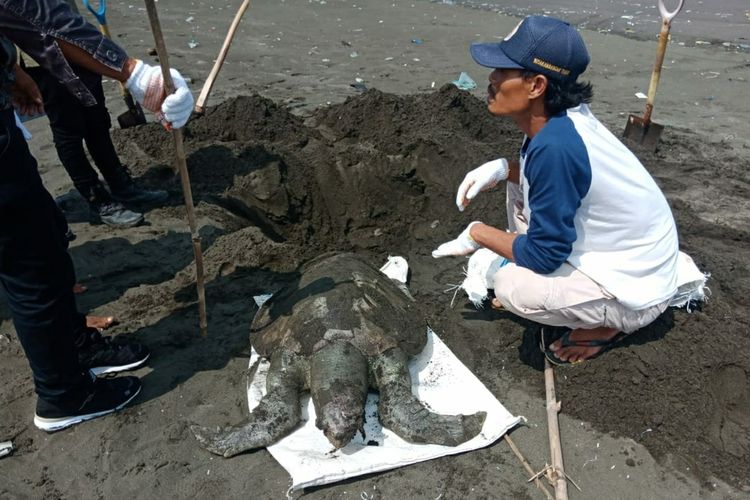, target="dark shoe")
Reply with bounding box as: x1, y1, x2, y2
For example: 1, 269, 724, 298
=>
110, 181, 169, 206
90, 201, 144, 228
34, 376, 142, 432
78, 331, 150, 376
